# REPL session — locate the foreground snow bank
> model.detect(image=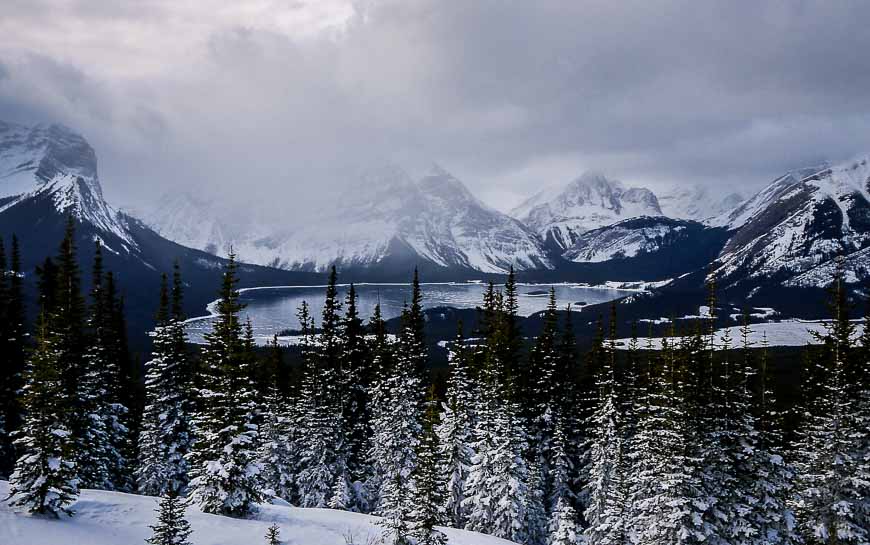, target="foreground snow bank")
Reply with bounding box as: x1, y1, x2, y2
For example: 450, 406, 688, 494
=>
0, 482, 514, 545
